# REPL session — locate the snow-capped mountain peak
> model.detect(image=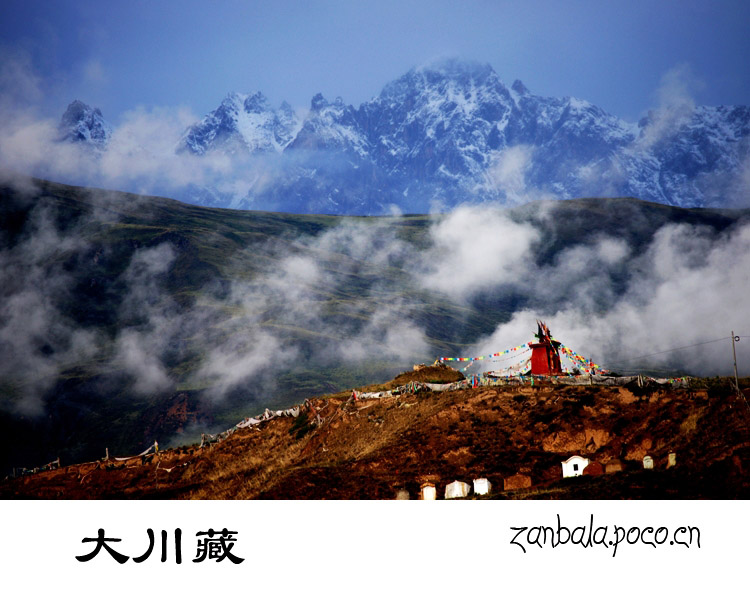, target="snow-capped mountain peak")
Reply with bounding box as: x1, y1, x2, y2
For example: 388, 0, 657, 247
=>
243, 90, 271, 113
58, 100, 112, 149
61, 58, 750, 215
179, 91, 301, 155
287, 93, 368, 156
511, 79, 530, 96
